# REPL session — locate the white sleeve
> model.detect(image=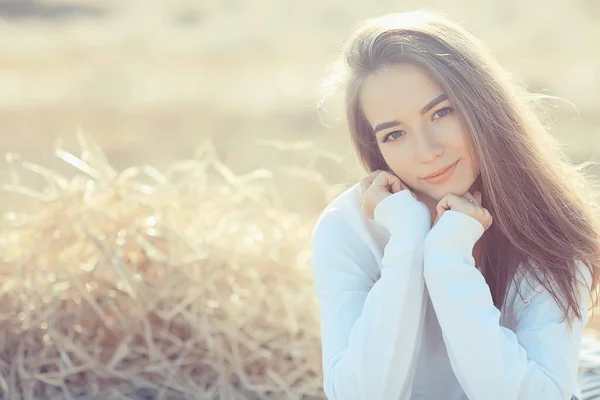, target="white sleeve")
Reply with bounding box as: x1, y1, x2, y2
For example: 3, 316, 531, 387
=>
311, 190, 431, 400
422, 210, 591, 400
